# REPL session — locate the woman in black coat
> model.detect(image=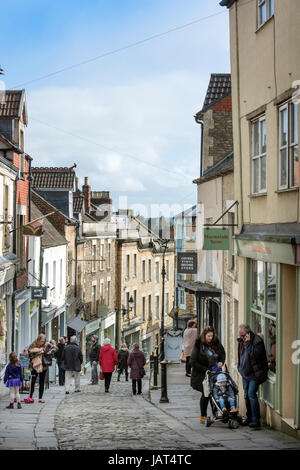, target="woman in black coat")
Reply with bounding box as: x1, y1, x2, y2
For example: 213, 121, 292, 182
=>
190, 326, 226, 424
117, 344, 129, 381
